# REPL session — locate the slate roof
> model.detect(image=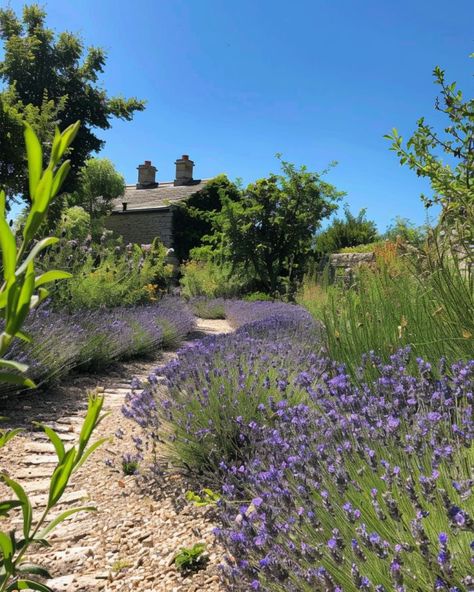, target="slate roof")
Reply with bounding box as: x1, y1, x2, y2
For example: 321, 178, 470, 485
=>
111, 180, 209, 212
